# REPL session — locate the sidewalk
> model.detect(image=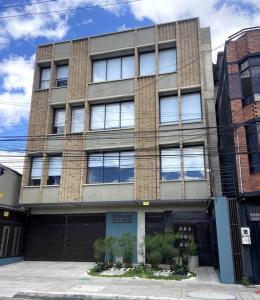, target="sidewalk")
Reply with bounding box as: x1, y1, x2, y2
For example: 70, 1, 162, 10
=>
0, 261, 259, 300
